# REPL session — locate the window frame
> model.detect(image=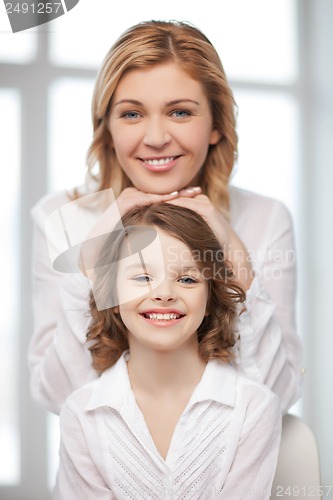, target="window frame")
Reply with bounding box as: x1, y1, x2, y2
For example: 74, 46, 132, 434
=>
0, 2, 315, 497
